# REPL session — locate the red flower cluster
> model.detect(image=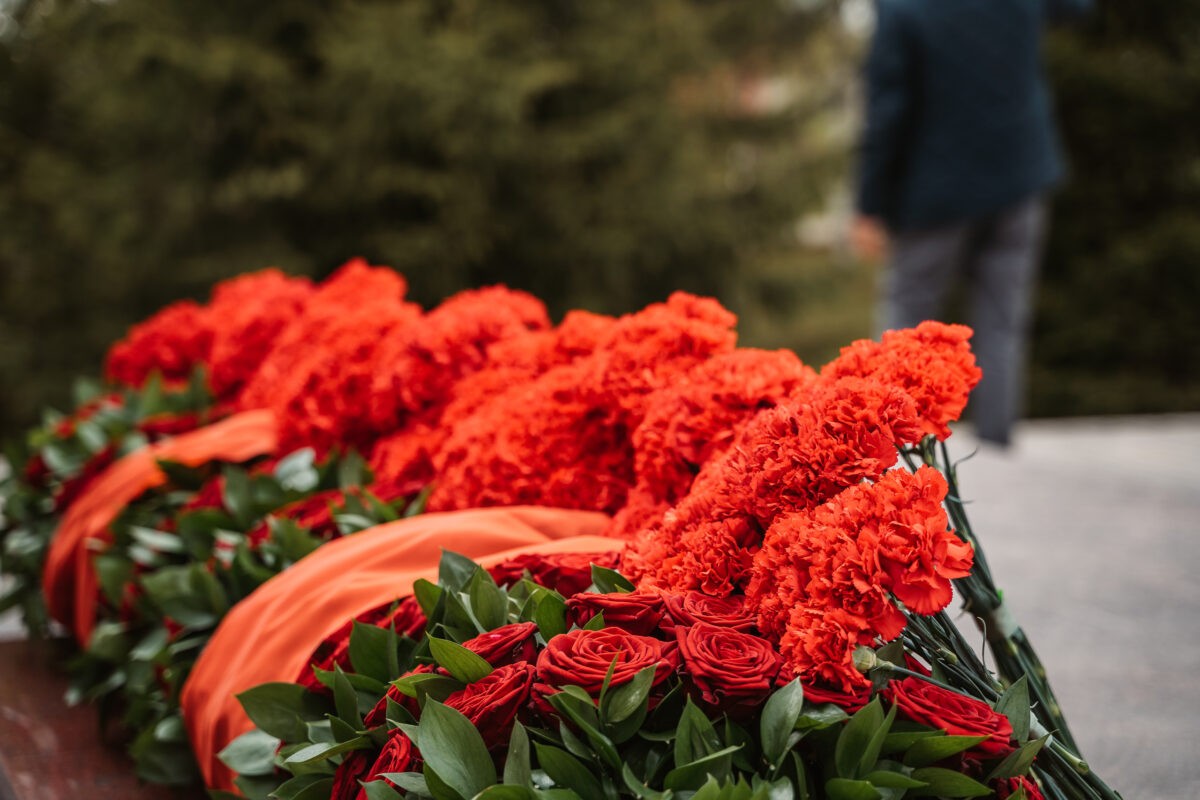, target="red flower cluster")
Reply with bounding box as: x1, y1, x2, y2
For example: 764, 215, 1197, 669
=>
104, 270, 315, 402
615, 321, 981, 694
428, 293, 737, 514
623, 377, 922, 596
238, 259, 423, 454
747, 467, 972, 691
205, 269, 314, 402
820, 321, 982, 440
105, 300, 213, 389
